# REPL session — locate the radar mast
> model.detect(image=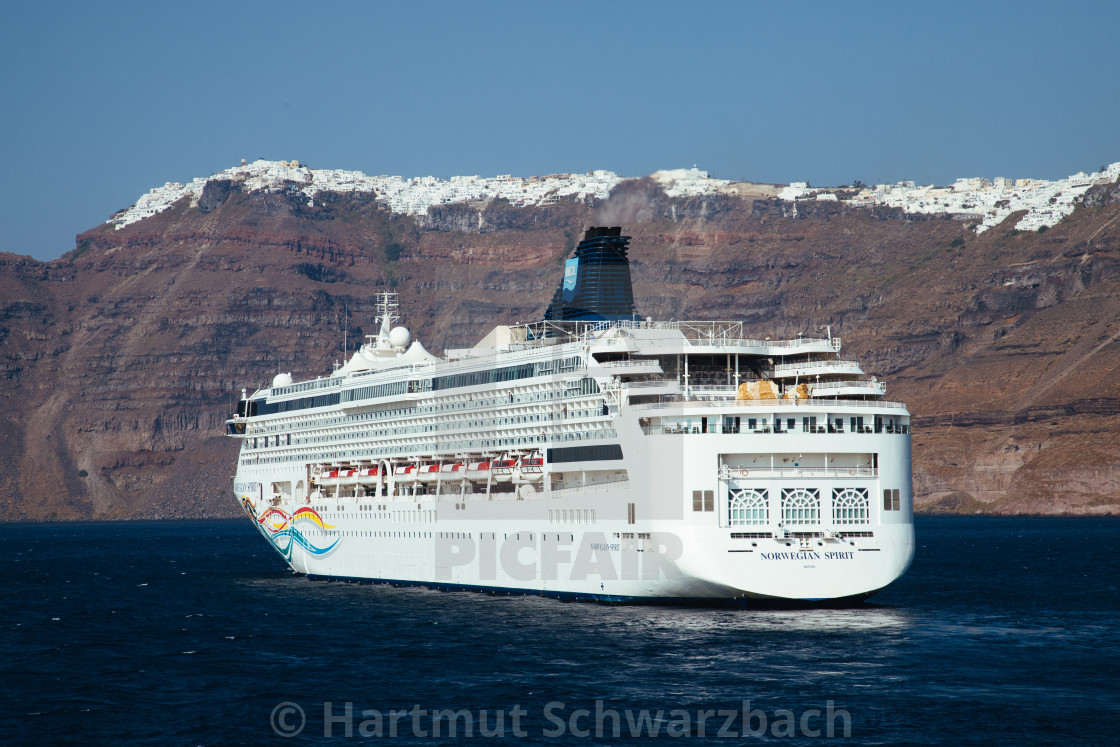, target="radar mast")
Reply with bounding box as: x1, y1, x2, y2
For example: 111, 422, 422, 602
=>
370, 292, 400, 351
